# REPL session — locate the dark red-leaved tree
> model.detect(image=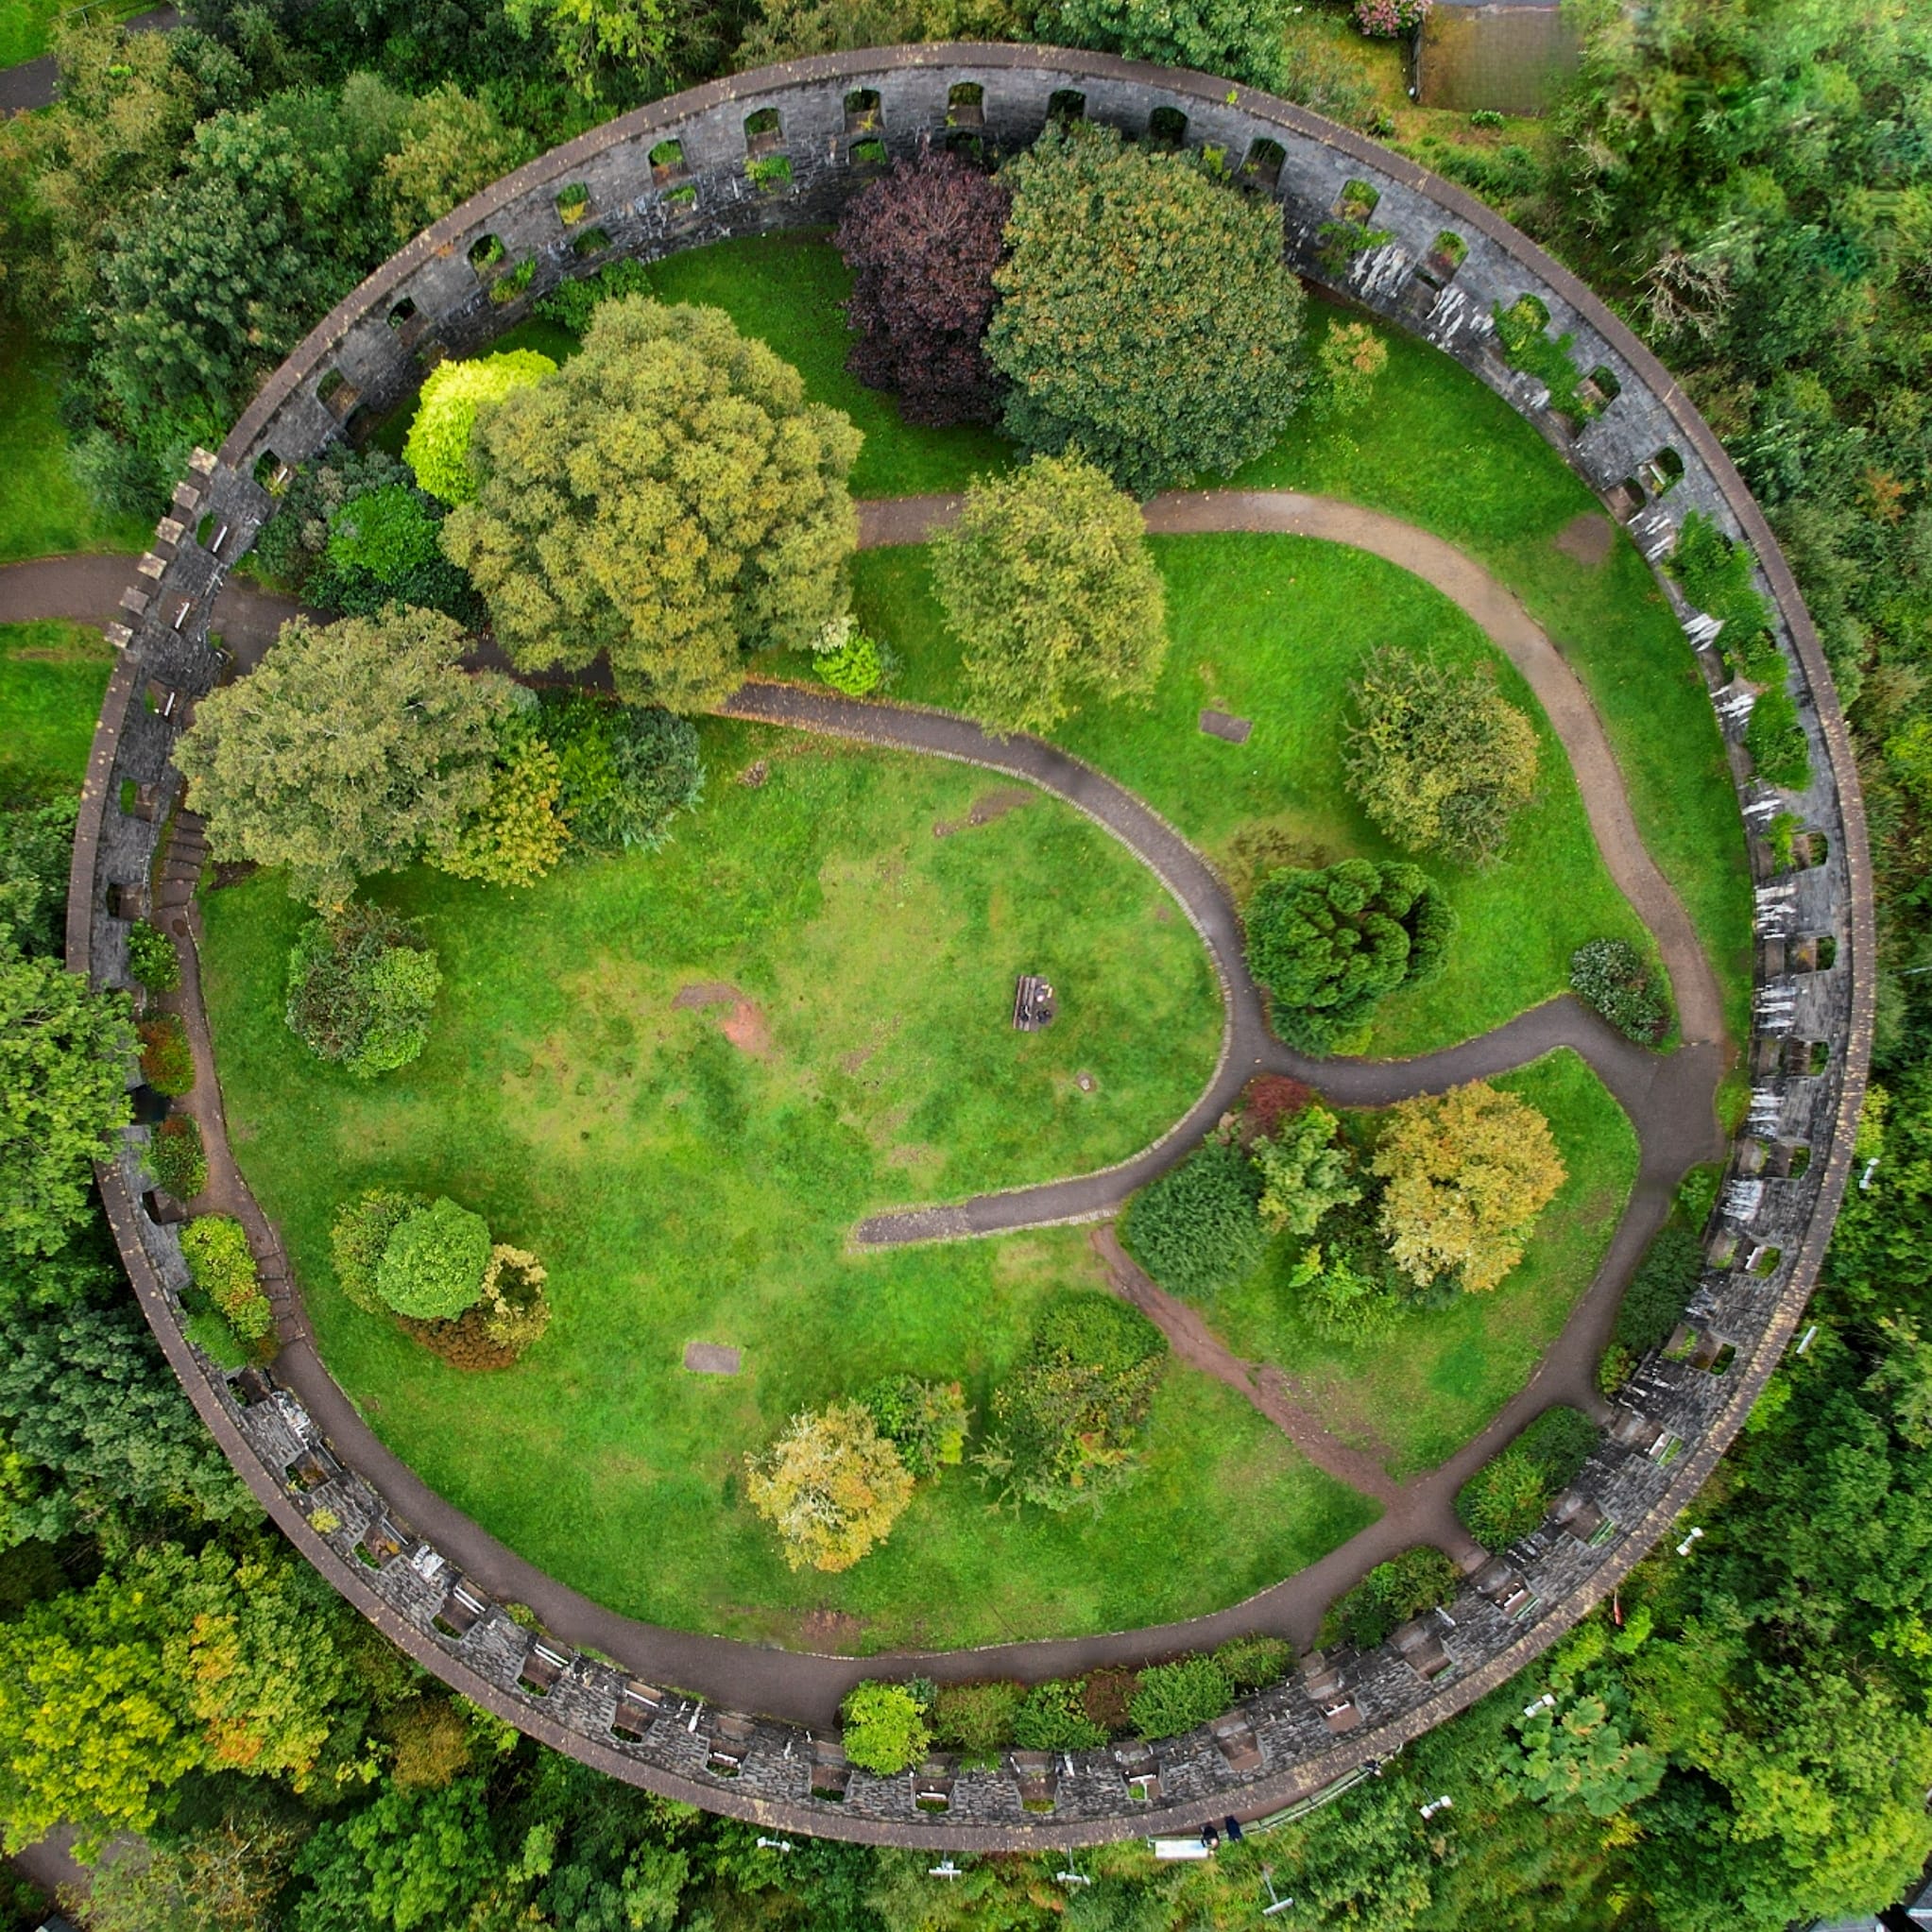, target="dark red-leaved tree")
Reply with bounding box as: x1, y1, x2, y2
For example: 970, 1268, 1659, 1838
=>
833, 149, 1011, 427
